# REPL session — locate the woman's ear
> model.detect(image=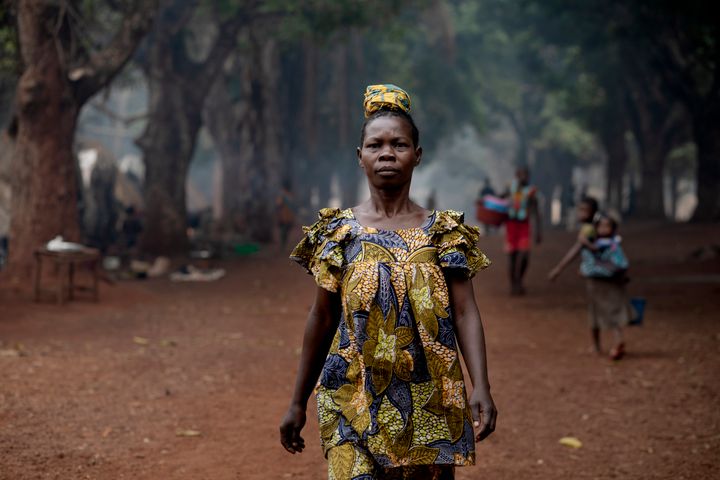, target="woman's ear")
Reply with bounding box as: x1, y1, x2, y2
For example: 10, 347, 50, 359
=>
415, 146, 423, 166
357, 147, 364, 168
